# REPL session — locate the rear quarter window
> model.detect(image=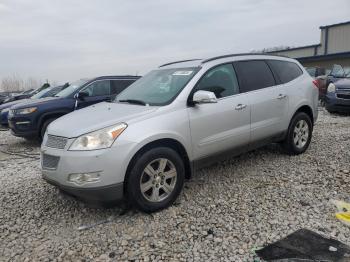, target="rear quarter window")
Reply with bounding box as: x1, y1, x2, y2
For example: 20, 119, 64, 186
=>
234, 60, 276, 93
267, 60, 303, 84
